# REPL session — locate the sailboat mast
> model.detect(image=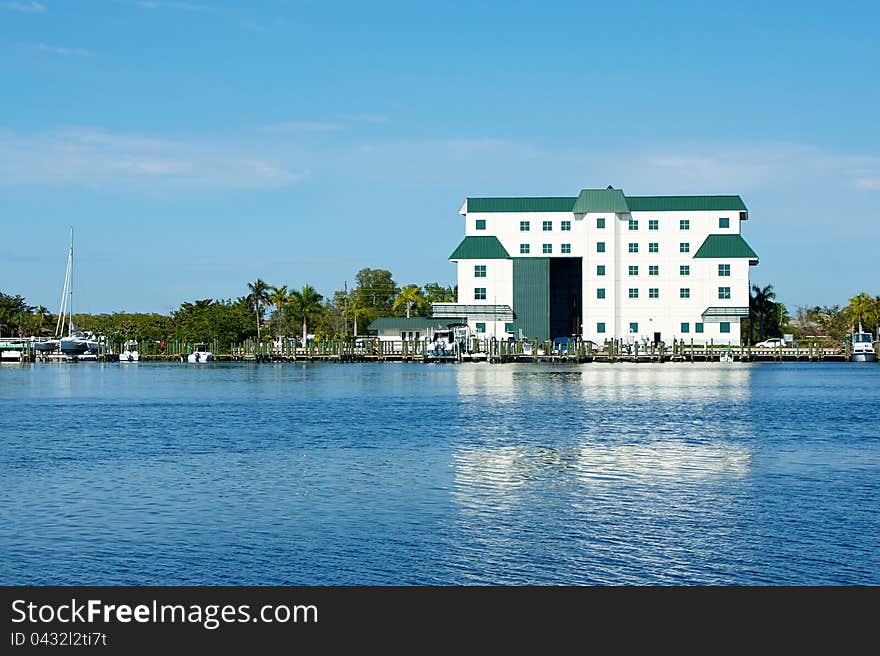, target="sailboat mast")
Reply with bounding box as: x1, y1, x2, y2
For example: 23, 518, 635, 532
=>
68, 227, 74, 337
